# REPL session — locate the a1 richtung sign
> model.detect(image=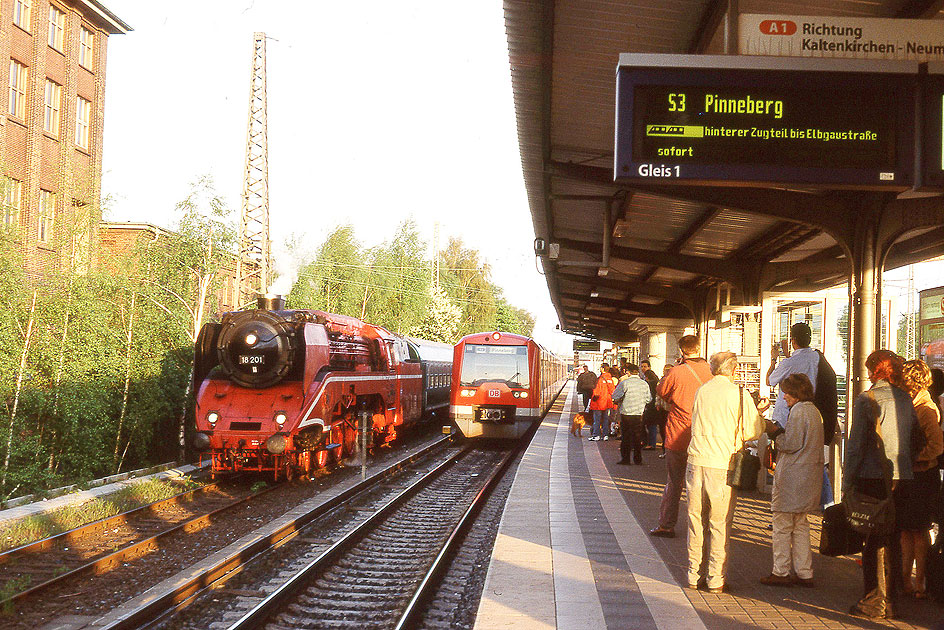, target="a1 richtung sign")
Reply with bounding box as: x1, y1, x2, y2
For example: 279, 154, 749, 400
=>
615, 54, 917, 189
739, 15, 944, 61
